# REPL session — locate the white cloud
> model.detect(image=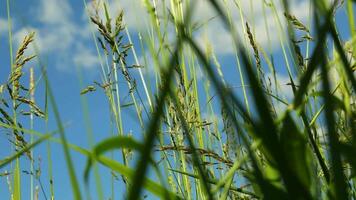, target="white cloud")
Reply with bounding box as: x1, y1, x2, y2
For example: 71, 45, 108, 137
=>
9, 0, 314, 72
11, 0, 100, 71
35, 0, 77, 52
38, 0, 73, 25
193, 0, 312, 55
101, 0, 312, 55
73, 45, 100, 70
85, 0, 149, 31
